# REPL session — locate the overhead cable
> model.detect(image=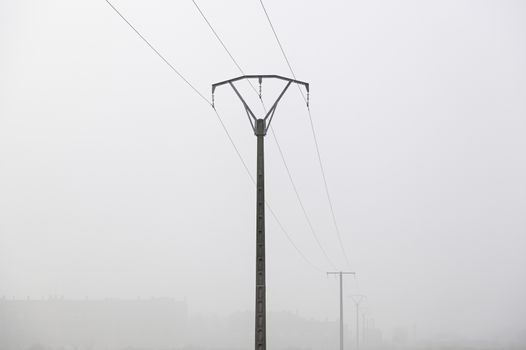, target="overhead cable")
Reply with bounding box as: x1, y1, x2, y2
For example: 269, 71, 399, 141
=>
105, 0, 323, 273
258, 0, 352, 267
192, 0, 336, 270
